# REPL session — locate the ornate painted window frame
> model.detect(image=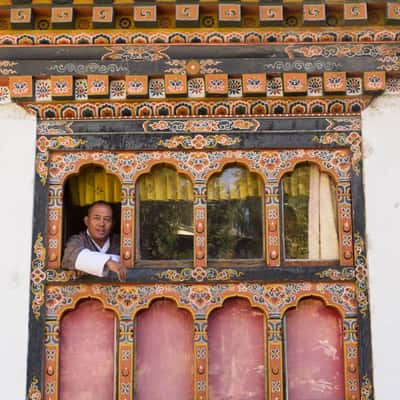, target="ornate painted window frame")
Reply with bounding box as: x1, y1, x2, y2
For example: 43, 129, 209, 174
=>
28, 114, 372, 400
